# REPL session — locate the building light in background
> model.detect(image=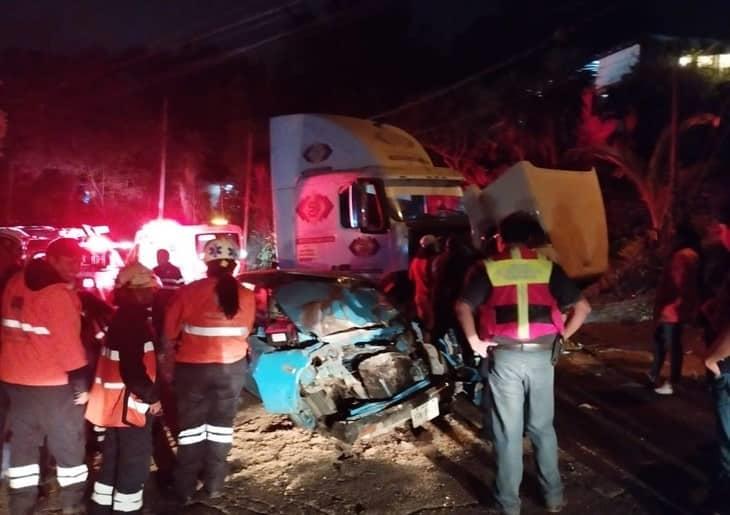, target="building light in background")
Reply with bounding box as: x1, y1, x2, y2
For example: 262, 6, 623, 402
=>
719, 54, 730, 69
678, 55, 693, 66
